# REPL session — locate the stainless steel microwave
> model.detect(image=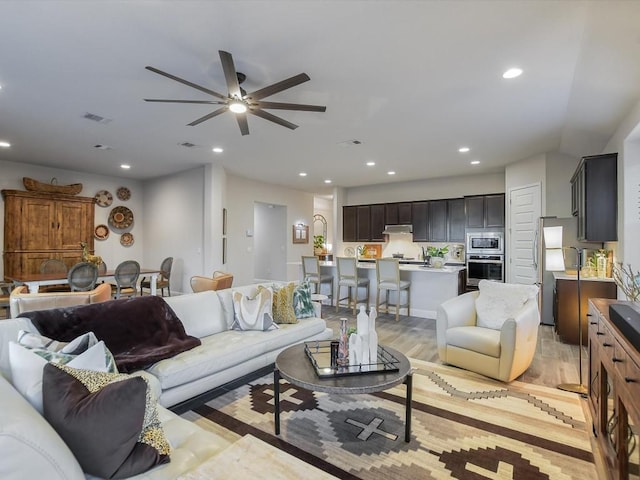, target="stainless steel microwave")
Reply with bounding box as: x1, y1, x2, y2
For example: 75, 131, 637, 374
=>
465, 232, 504, 255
